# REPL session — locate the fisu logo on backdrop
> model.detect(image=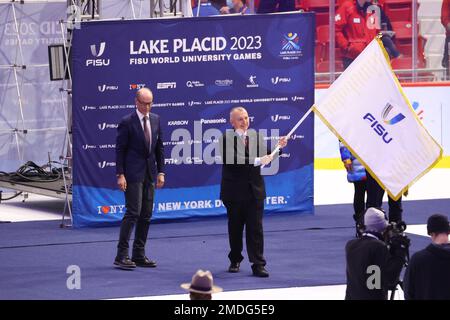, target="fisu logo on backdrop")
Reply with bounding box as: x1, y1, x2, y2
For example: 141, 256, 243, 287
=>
98, 123, 118, 131
98, 161, 116, 169
98, 84, 119, 92
86, 42, 110, 67
271, 115, 291, 122
271, 77, 291, 85
82, 144, 96, 150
